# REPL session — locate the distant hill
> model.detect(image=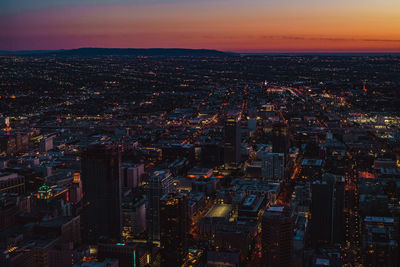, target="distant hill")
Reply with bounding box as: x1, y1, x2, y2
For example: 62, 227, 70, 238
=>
0, 48, 235, 57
